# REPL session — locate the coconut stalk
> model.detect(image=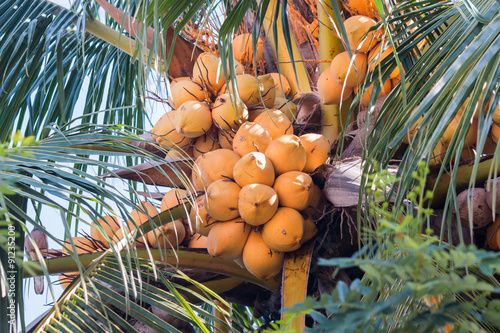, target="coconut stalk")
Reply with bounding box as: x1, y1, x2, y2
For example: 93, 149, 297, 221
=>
263, 0, 312, 95
317, 0, 345, 146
